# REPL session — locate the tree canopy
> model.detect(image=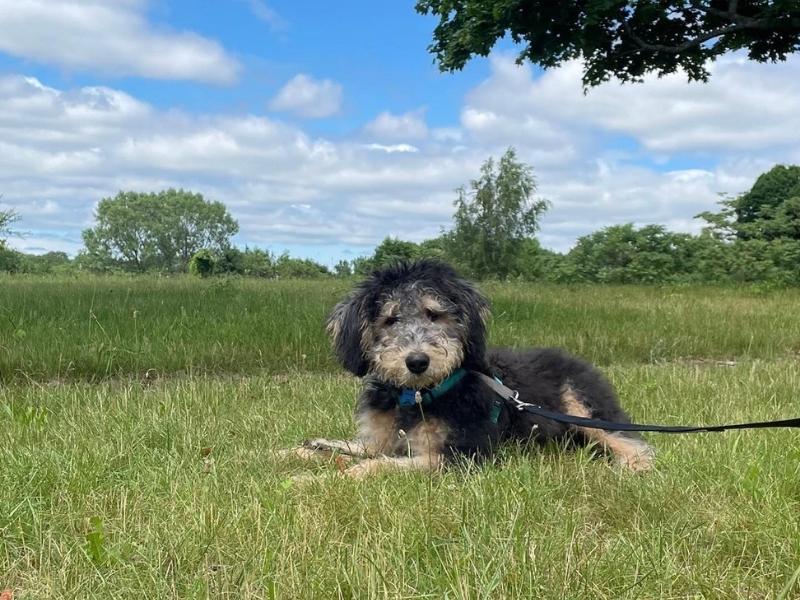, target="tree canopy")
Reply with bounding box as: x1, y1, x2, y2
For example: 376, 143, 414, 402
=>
416, 1, 800, 87
81, 189, 239, 272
